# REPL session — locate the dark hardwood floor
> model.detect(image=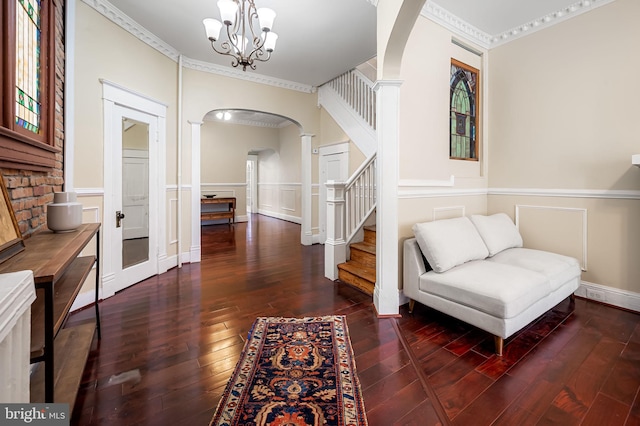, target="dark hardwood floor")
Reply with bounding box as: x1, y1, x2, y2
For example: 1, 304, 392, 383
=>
68, 214, 640, 425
